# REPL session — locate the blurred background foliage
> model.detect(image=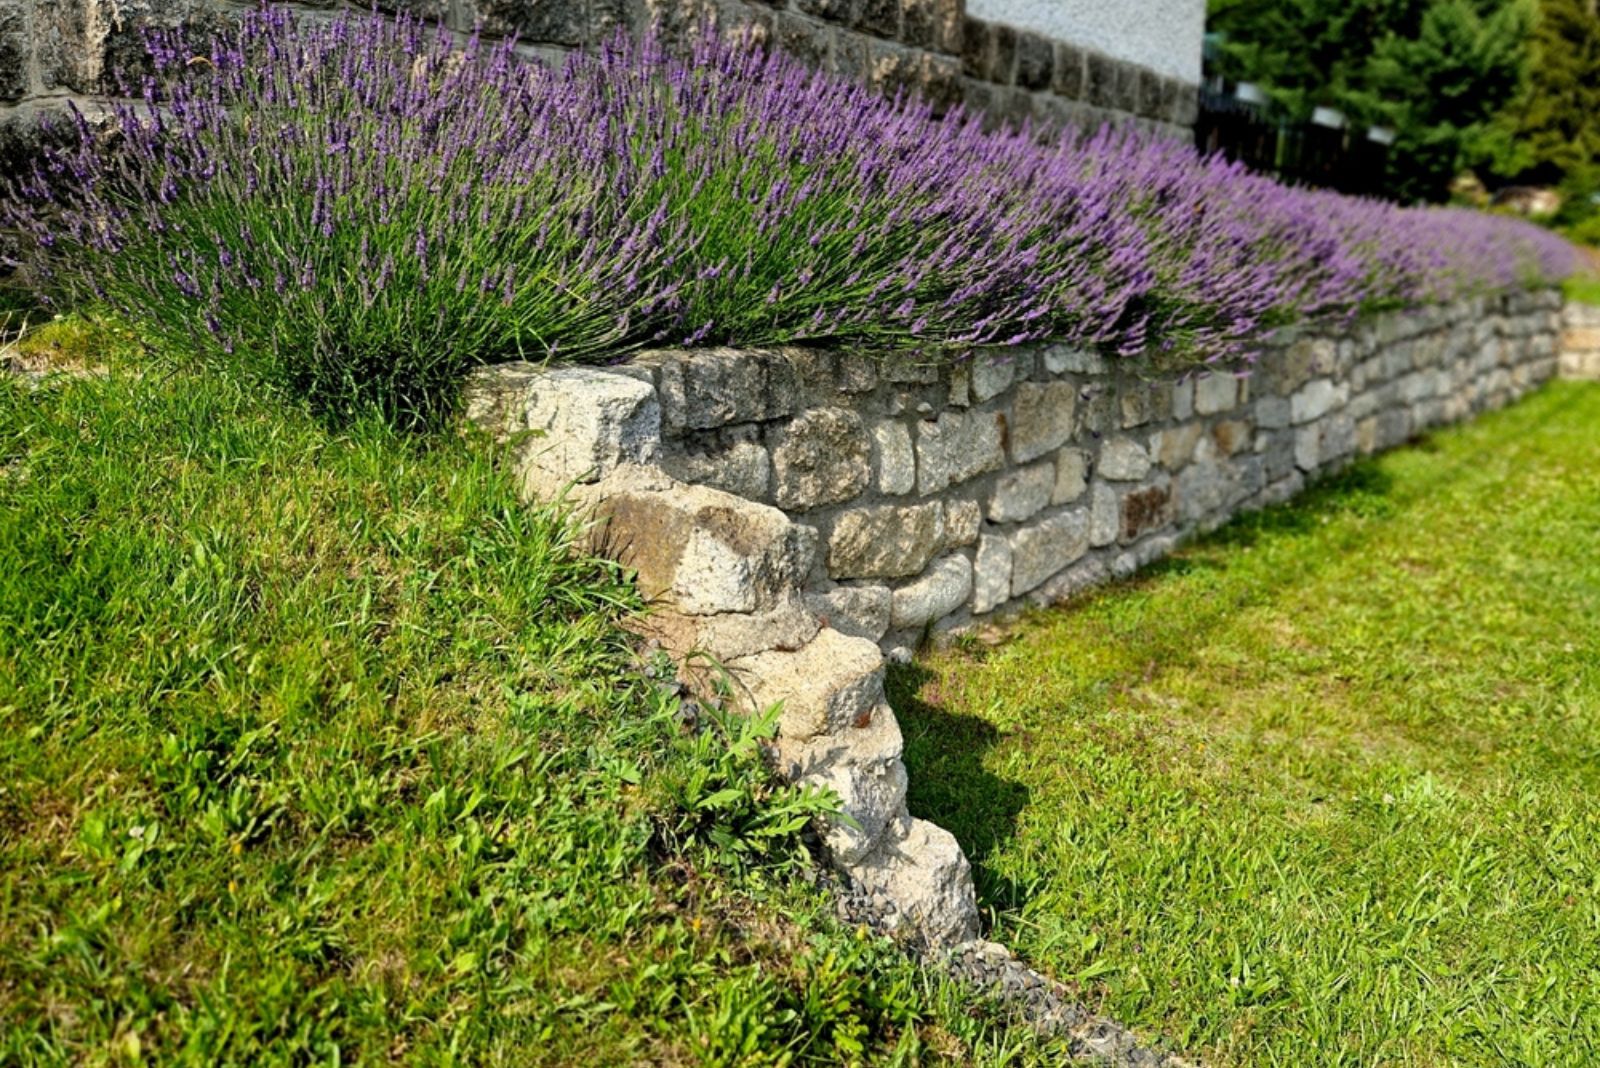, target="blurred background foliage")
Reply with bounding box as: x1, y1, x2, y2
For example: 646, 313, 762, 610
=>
1207, 0, 1600, 237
